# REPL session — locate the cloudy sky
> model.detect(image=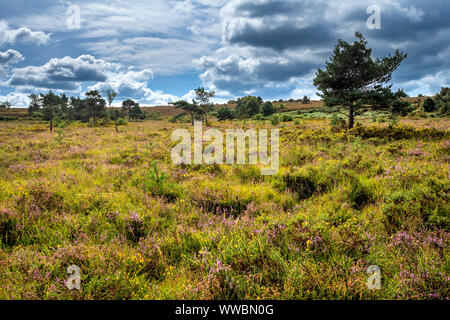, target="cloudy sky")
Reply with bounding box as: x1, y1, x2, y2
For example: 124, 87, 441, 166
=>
0, 0, 449, 107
